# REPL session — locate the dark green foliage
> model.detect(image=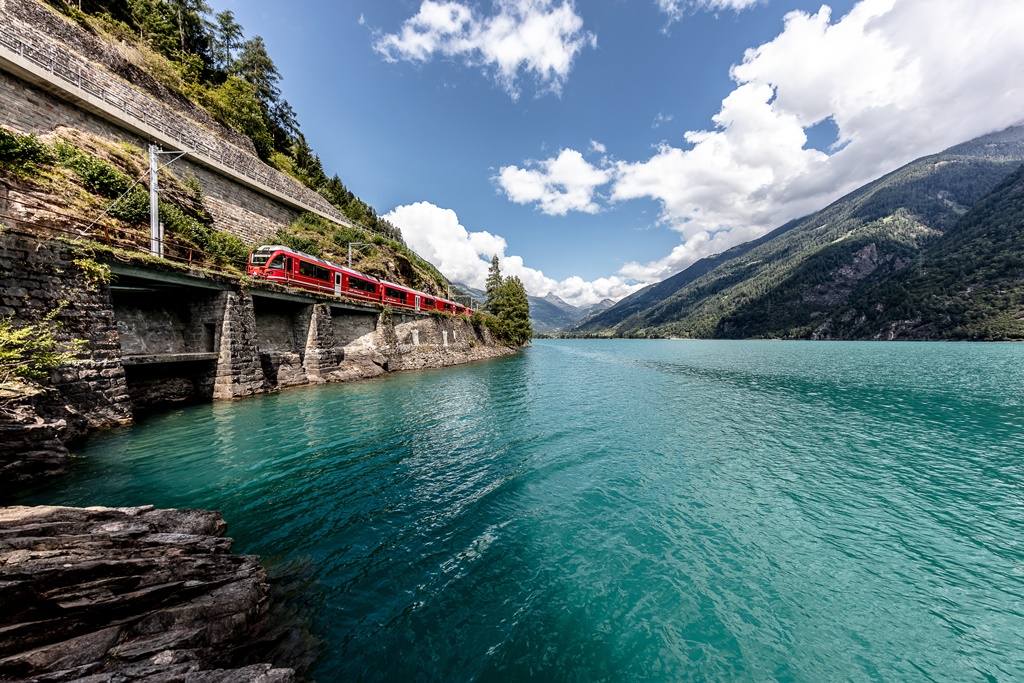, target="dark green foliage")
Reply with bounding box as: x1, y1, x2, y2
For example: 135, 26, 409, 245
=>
272, 229, 322, 258
66, 153, 134, 197
204, 230, 249, 265
108, 187, 150, 224
213, 10, 242, 71
484, 256, 503, 314
54, 142, 152, 223
481, 263, 532, 345
824, 164, 1024, 340
0, 129, 52, 172
198, 76, 273, 159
